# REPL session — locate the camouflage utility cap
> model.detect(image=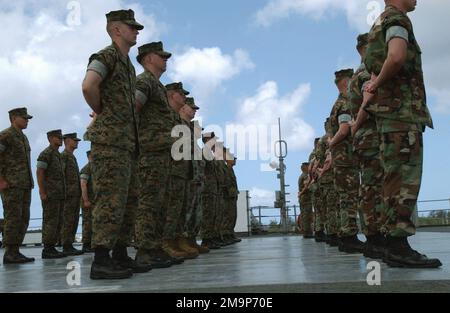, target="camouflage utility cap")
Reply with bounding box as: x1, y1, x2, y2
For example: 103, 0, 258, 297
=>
106, 9, 144, 30
165, 82, 190, 95
335, 69, 354, 83
47, 129, 62, 138
185, 97, 199, 110
357, 33, 369, 48
136, 42, 172, 63
63, 133, 81, 141
8, 107, 33, 119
